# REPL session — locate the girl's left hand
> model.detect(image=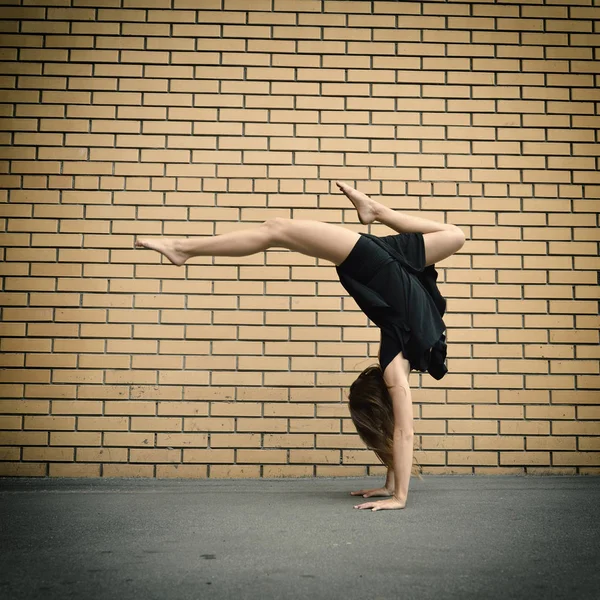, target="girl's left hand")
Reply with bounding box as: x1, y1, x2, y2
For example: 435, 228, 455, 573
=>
353, 497, 406, 511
